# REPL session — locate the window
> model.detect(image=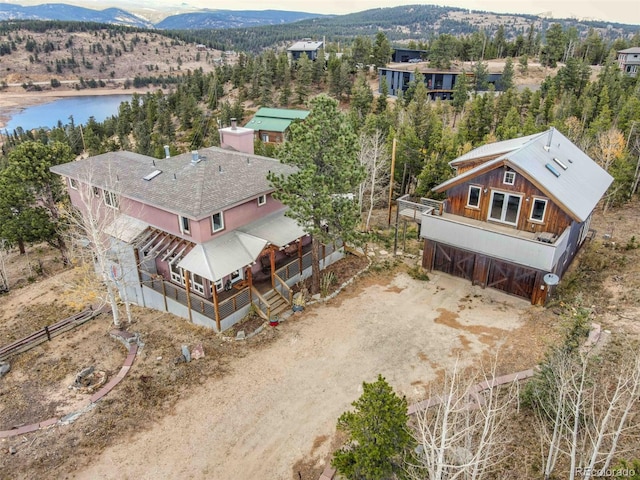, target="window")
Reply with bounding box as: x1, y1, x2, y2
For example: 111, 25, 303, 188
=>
488, 191, 521, 225
466, 186, 481, 208
179, 215, 191, 235
261, 133, 269, 142
257, 195, 266, 206
103, 190, 119, 209
169, 262, 184, 285
211, 211, 224, 232
529, 198, 548, 222
213, 279, 223, 293
190, 273, 205, 295
230, 269, 242, 283
69, 178, 78, 190
93, 186, 100, 197
503, 171, 516, 185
